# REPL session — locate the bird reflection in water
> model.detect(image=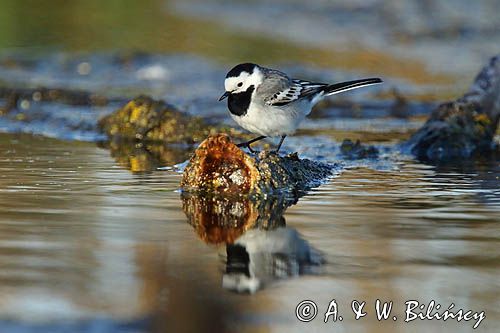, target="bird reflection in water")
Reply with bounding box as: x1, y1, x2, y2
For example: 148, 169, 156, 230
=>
182, 192, 324, 293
